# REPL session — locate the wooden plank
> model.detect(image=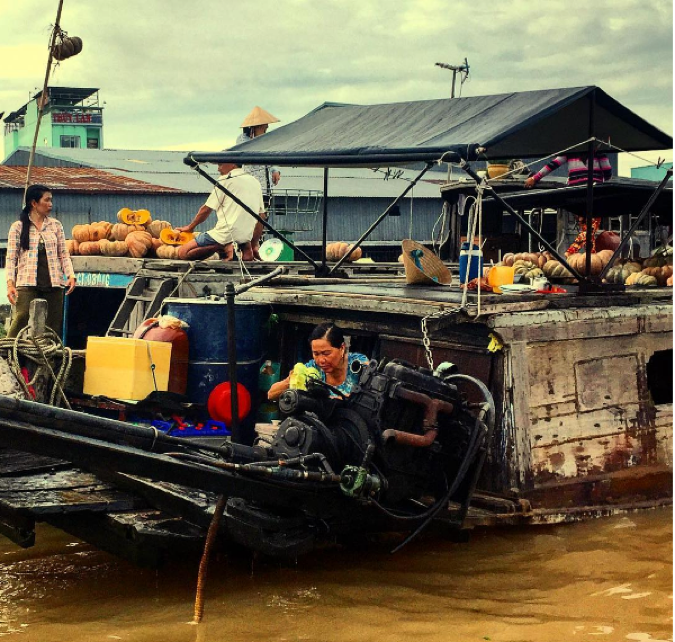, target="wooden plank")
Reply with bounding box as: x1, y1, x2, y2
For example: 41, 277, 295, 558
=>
0, 449, 69, 477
